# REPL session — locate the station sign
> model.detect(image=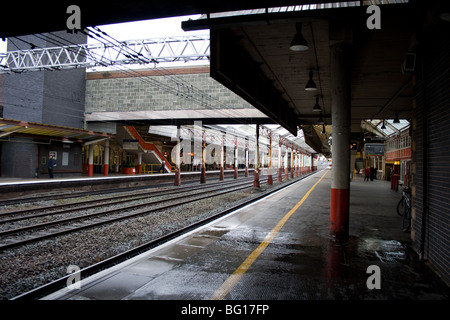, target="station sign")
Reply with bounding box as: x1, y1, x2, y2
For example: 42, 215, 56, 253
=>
364, 143, 384, 156
123, 139, 139, 150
